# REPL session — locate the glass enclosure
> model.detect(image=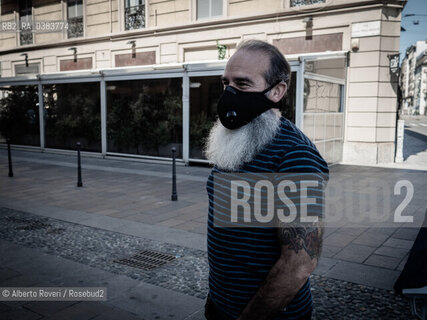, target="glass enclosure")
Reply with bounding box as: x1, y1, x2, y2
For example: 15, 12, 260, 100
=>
43, 82, 101, 152
106, 78, 182, 158
0, 85, 40, 146
303, 57, 346, 163
0, 55, 347, 164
